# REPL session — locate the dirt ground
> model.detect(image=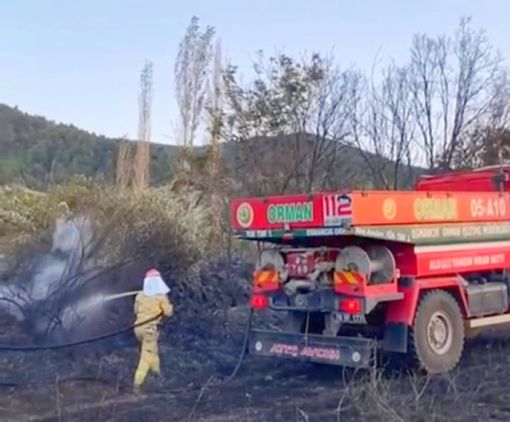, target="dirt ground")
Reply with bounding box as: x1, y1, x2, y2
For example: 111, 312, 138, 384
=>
4, 303, 510, 422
